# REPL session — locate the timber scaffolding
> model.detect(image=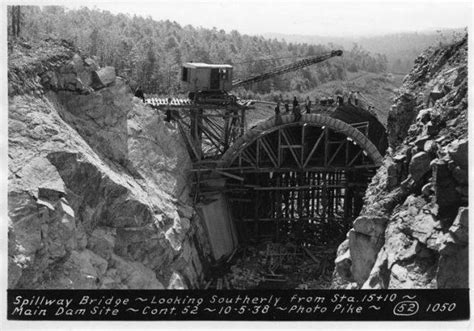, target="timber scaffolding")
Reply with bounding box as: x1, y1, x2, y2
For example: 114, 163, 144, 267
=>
146, 97, 387, 245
